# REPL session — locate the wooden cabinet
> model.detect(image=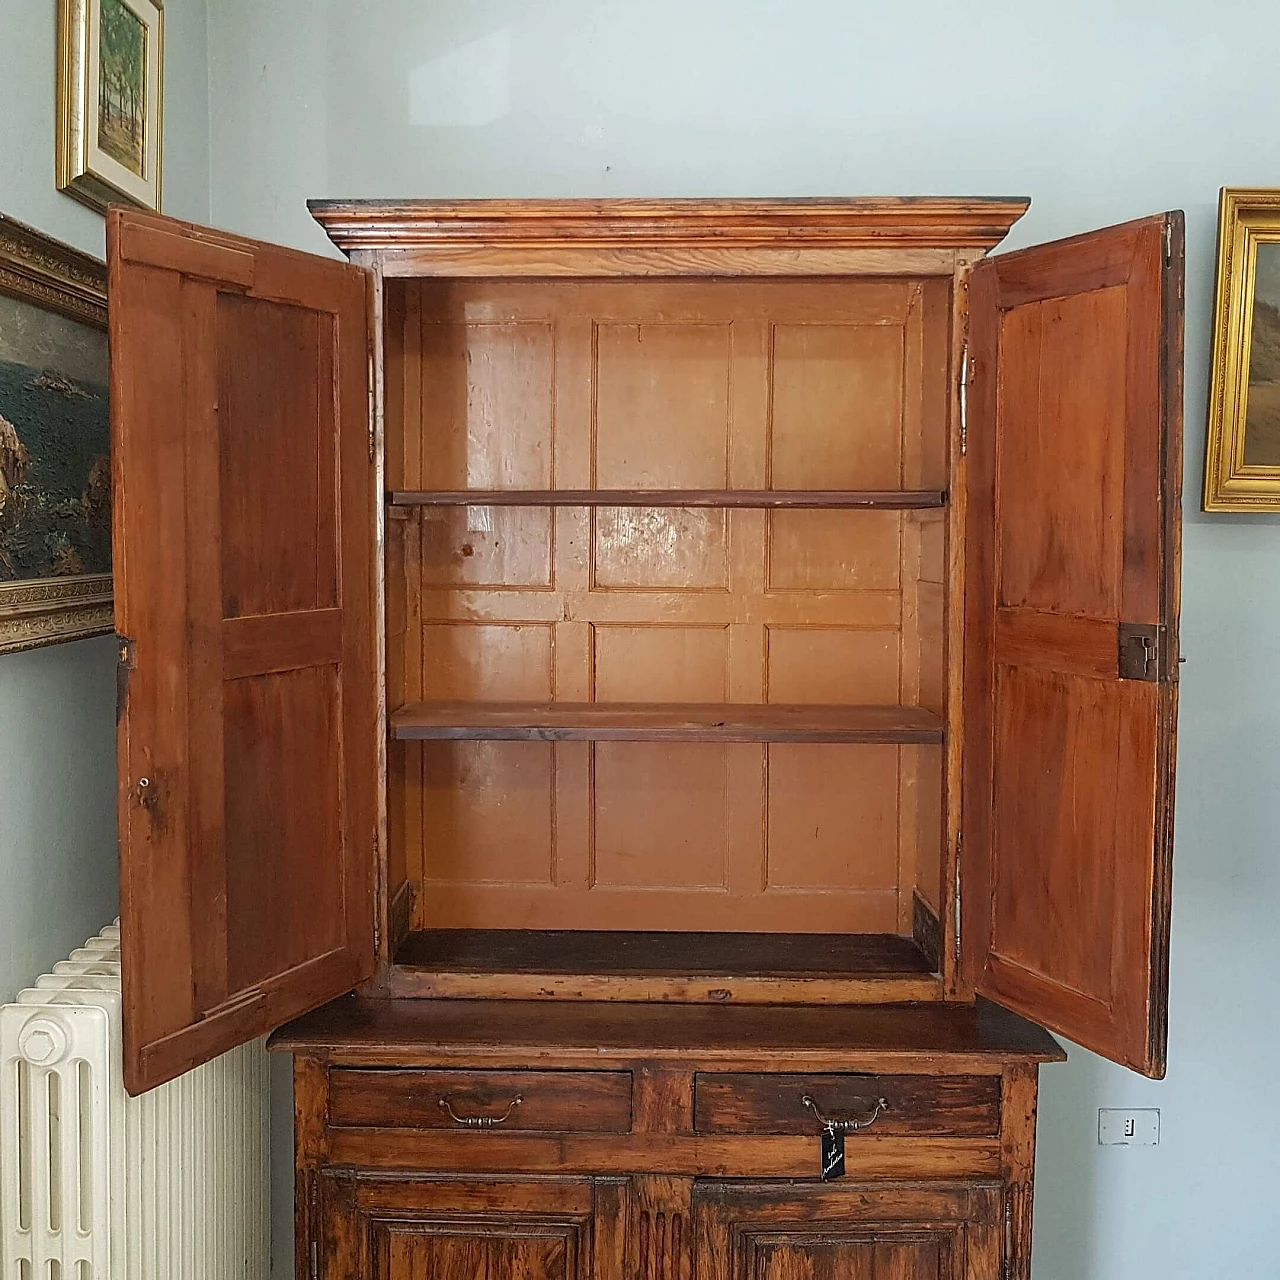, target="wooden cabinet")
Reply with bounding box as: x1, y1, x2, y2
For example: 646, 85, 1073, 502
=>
105, 196, 1183, 1276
